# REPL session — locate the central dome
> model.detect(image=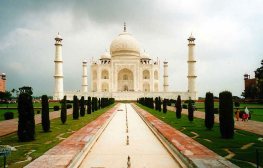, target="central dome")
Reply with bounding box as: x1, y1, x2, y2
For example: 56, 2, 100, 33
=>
110, 31, 140, 57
